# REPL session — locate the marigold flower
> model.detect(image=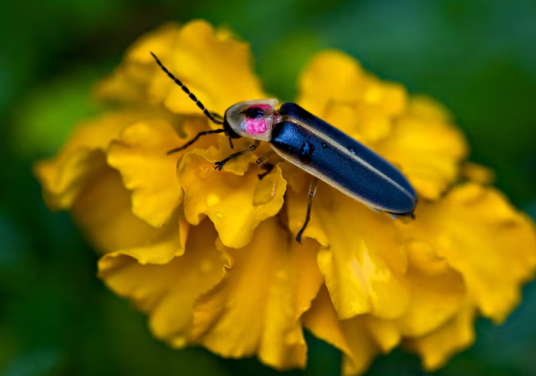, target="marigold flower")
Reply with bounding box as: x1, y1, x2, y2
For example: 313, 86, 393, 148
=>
35, 20, 536, 375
